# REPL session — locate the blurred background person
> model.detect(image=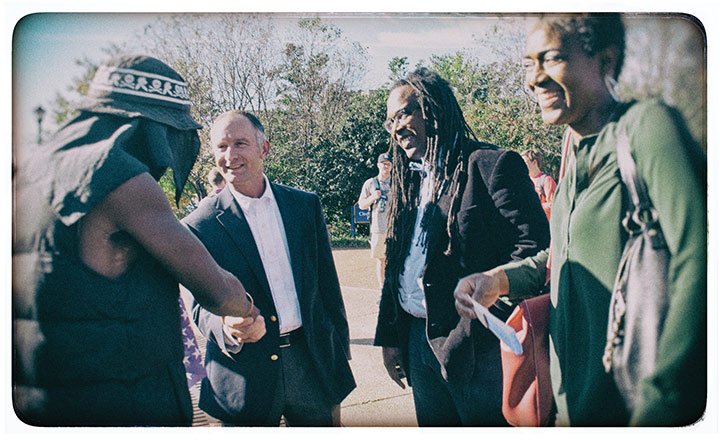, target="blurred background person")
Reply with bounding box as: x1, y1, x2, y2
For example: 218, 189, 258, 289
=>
208, 166, 226, 195
358, 152, 392, 288
521, 149, 556, 220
